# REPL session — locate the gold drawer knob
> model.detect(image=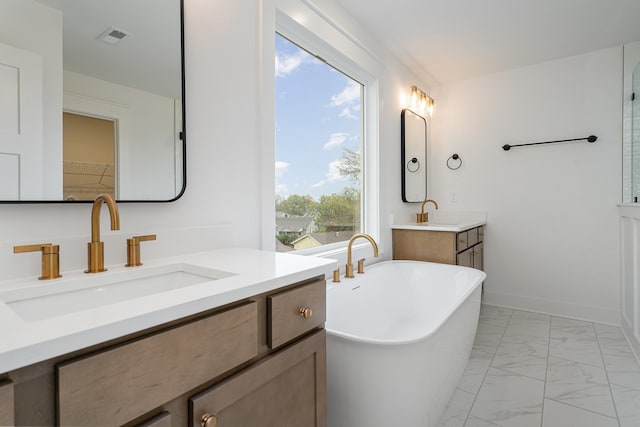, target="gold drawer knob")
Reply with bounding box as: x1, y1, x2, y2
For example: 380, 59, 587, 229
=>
201, 413, 218, 427
299, 307, 313, 319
